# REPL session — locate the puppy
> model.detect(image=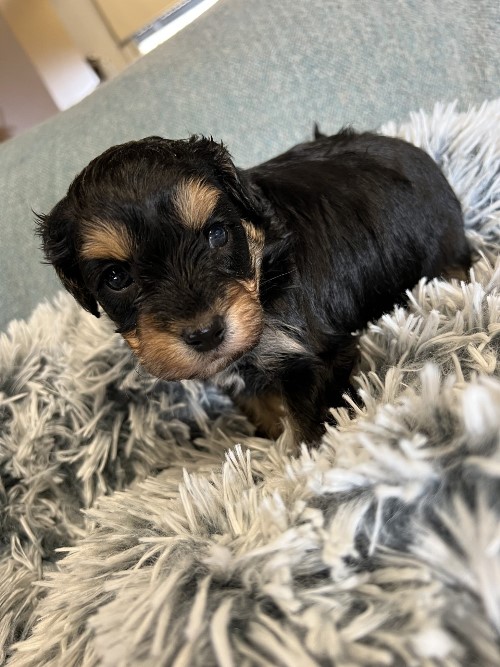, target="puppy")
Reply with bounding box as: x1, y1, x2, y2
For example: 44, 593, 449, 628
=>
38, 130, 471, 444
